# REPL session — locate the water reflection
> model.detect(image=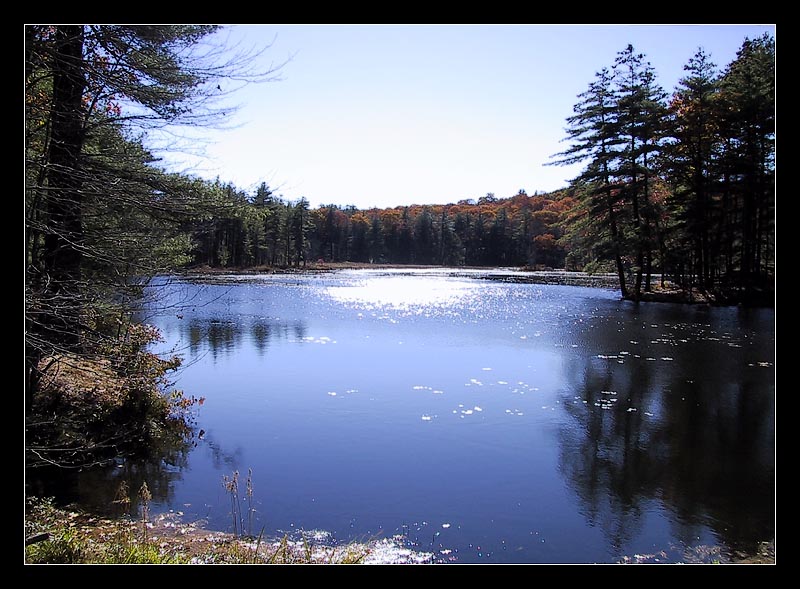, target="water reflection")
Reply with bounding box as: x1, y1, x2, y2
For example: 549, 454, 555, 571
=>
179, 317, 308, 360
557, 304, 774, 558
27, 429, 195, 518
